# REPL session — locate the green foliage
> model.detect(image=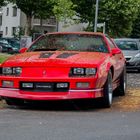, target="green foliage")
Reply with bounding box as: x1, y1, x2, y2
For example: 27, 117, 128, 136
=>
99, 0, 139, 37
0, 54, 11, 63
13, 26, 25, 39
130, 9, 140, 38
72, 0, 139, 37
0, 0, 6, 7
53, 0, 76, 22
